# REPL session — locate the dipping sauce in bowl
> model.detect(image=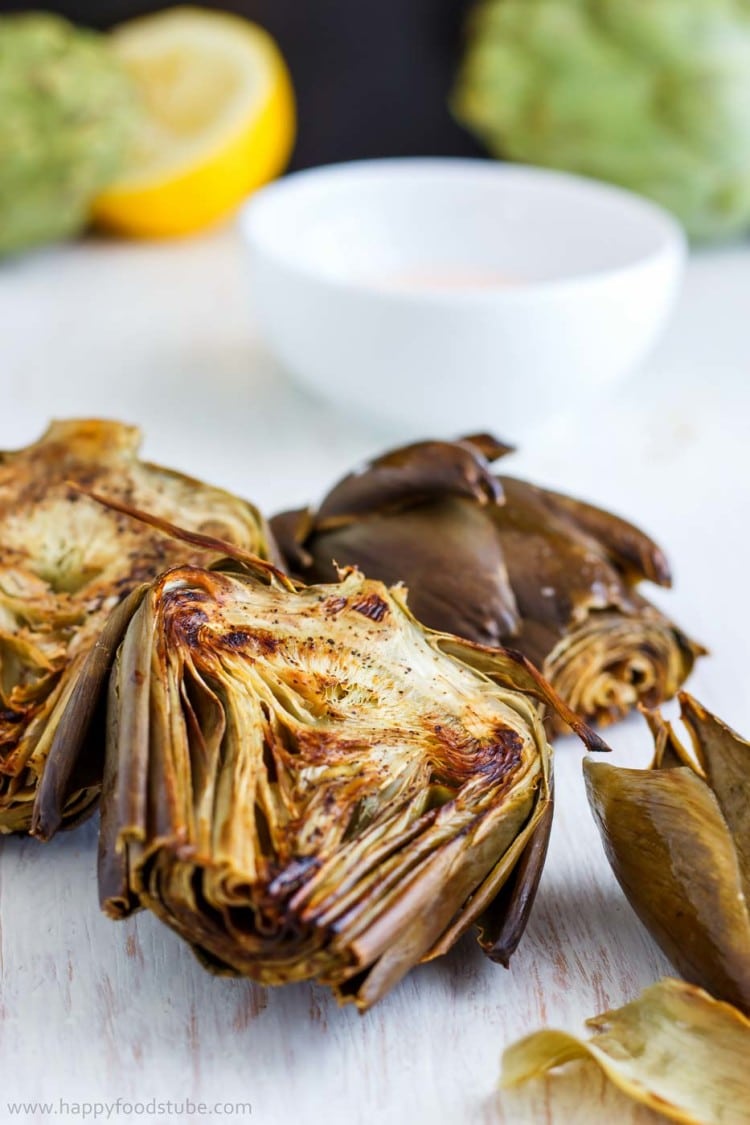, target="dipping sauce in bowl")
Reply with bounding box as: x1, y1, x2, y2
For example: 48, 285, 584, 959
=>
240, 159, 685, 435
373, 268, 523, 292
